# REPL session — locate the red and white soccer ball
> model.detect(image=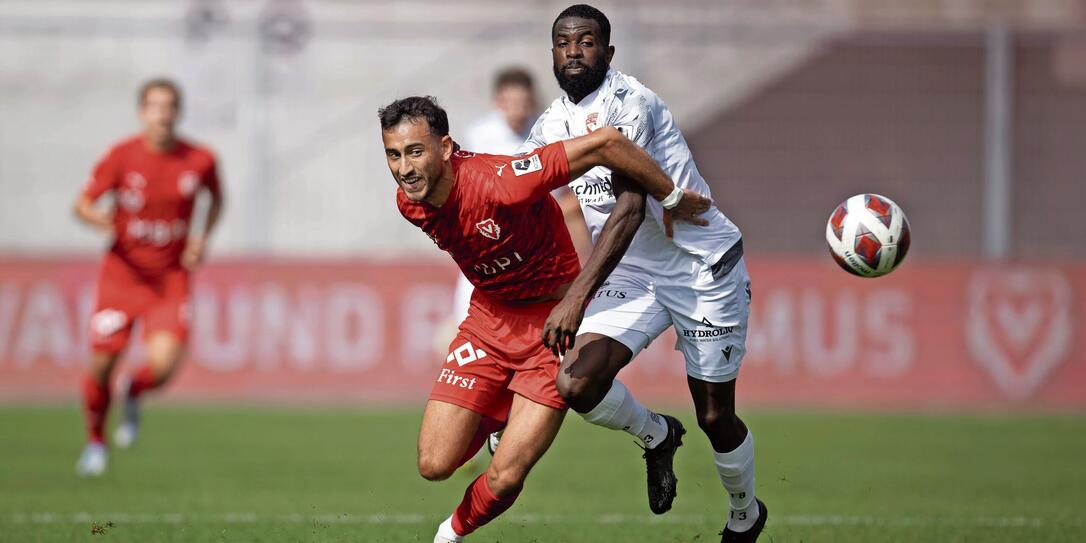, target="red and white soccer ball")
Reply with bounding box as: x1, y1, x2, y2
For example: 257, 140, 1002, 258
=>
825, 193, 911, 278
